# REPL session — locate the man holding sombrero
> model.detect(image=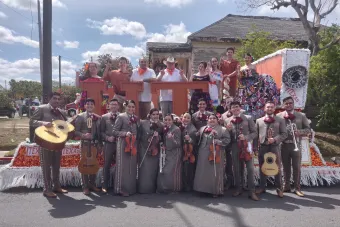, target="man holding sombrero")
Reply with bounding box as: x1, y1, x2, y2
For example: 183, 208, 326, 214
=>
157, 56, 188, 115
